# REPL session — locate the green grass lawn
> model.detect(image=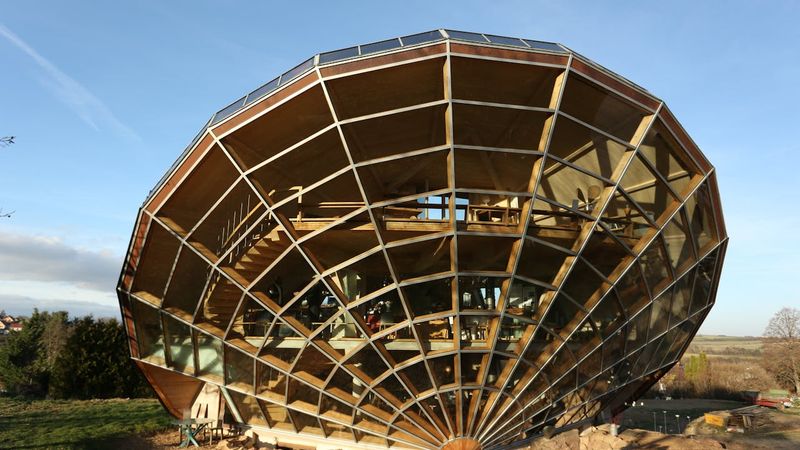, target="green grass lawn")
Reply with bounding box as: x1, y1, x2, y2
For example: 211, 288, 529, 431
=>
0, 397, 172, 449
